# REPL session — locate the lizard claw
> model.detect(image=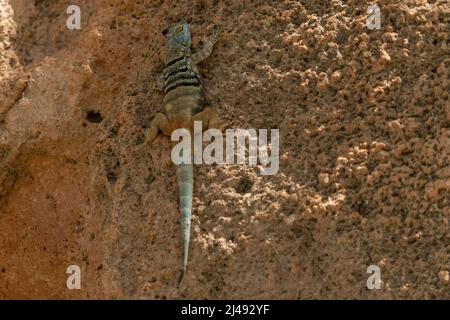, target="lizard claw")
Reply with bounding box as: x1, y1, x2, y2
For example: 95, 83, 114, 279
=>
211, 26, 221, 39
